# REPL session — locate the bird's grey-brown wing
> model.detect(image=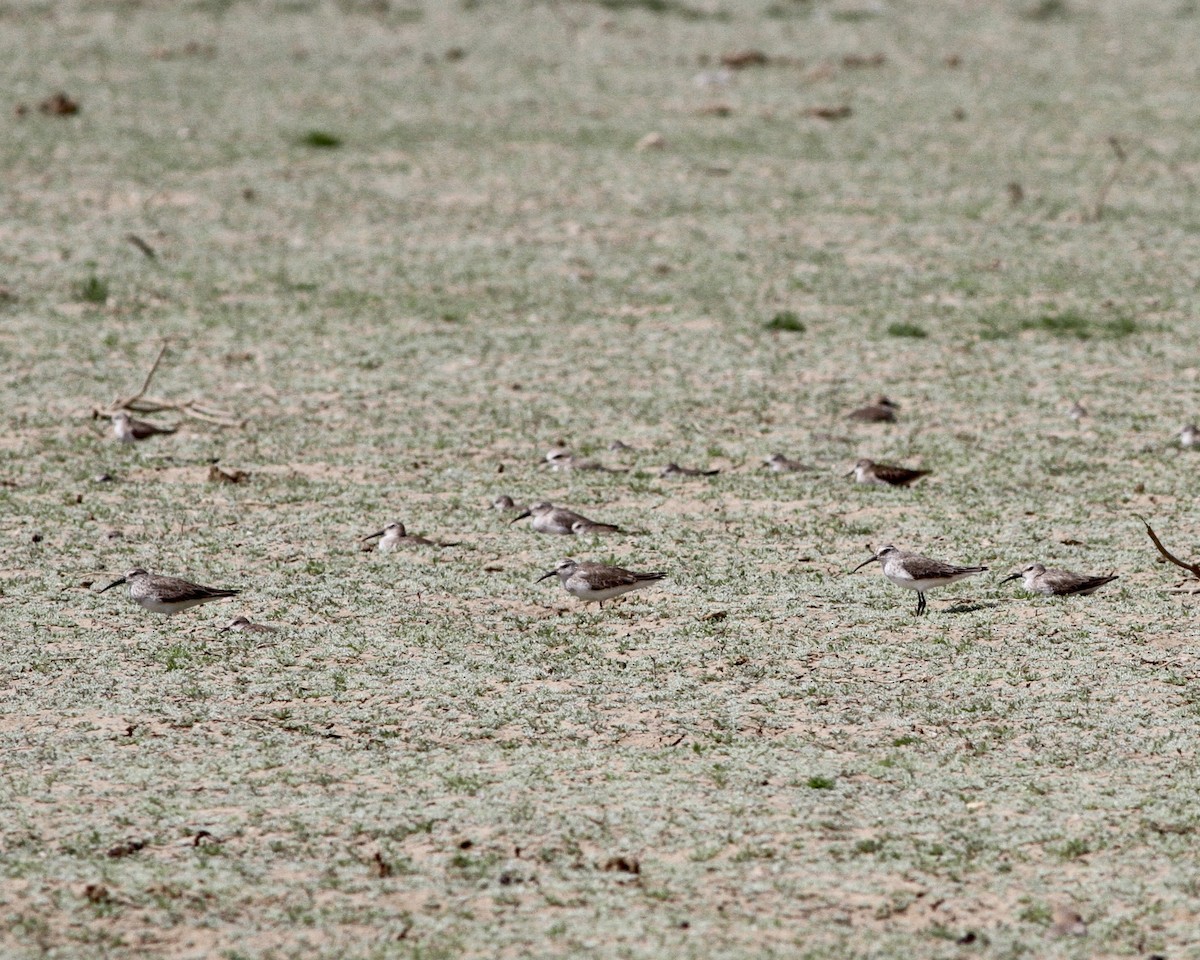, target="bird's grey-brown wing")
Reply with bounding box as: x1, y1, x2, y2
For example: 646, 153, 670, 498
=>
575, 563, 663, 589
146, 575, 239, 601
874, 464, 929, 486
903, 556, 986, 579
848, 404, 894, 423
1045, 570, 1118, 595
130, 418, 176, 439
